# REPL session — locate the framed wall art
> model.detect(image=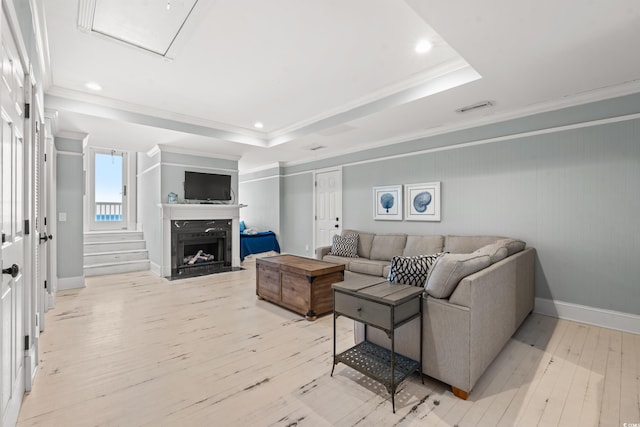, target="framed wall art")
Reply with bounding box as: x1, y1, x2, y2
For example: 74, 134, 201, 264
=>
373, 185, 402, 220
405, 182, 441, 221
